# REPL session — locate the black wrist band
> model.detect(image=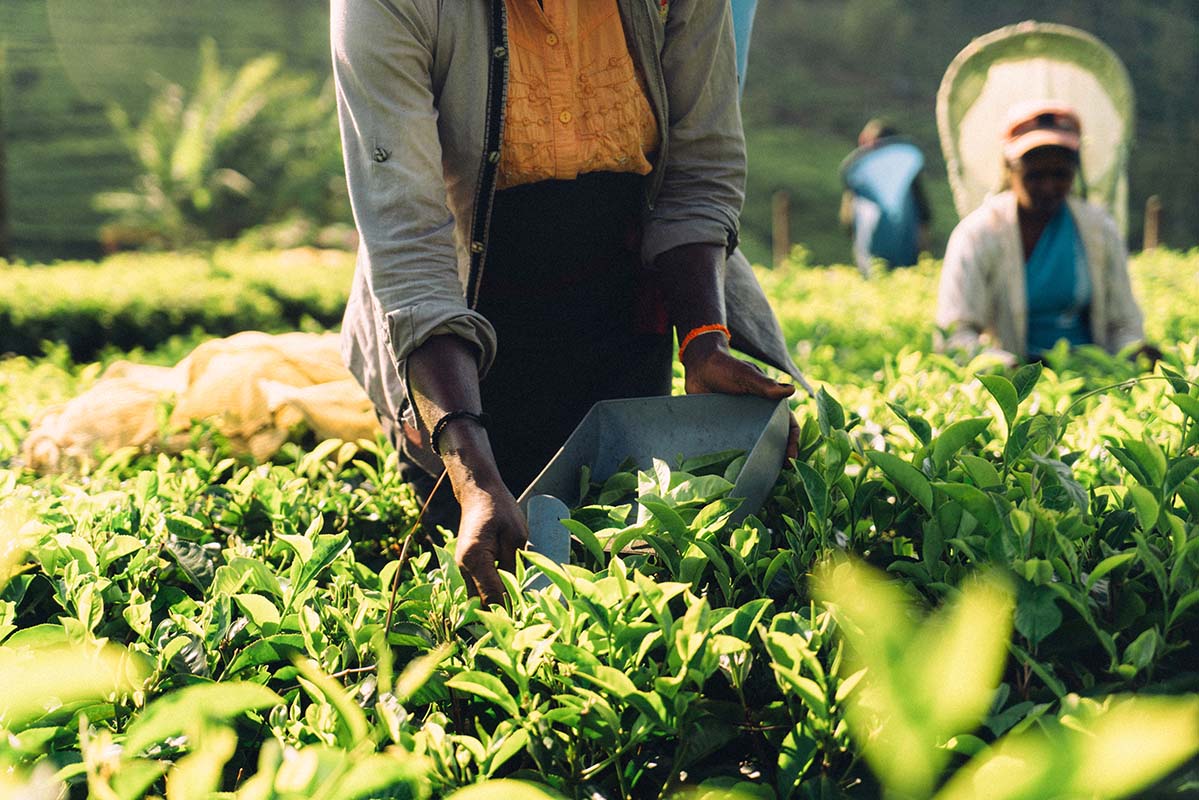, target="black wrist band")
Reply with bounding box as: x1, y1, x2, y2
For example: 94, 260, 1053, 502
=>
429, 410, 491, 456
